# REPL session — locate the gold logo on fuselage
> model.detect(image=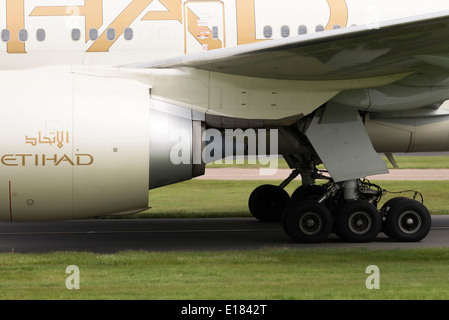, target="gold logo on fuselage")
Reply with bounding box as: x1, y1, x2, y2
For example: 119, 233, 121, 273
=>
5, 0, 348, 53
325, 0, 349, 30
